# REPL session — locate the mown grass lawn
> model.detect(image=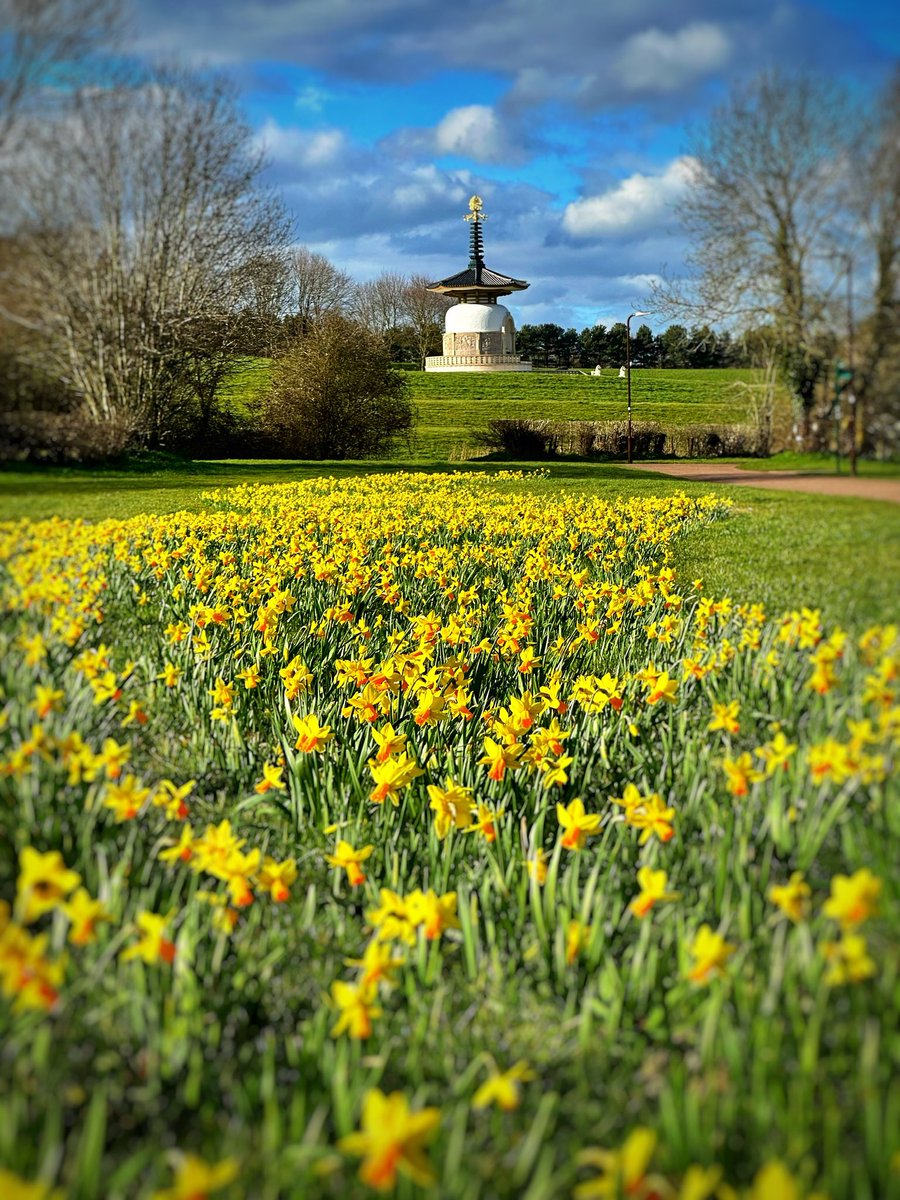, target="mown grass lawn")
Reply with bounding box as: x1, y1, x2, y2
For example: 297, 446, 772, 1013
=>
727, 451, 900, 477
403, 368, 762, 459
0, 467, 896, 1200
